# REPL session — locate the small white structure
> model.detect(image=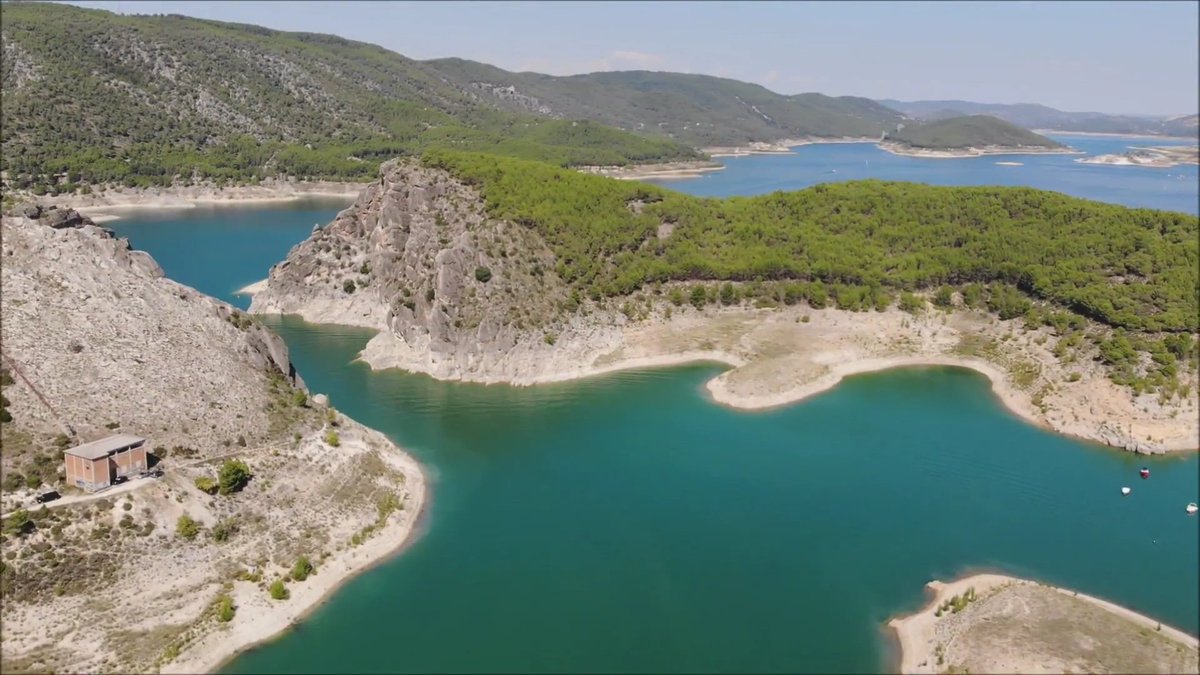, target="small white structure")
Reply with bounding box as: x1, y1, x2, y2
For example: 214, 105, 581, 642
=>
1121, 487, 1132, 496
1187, 502, 1198, 514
